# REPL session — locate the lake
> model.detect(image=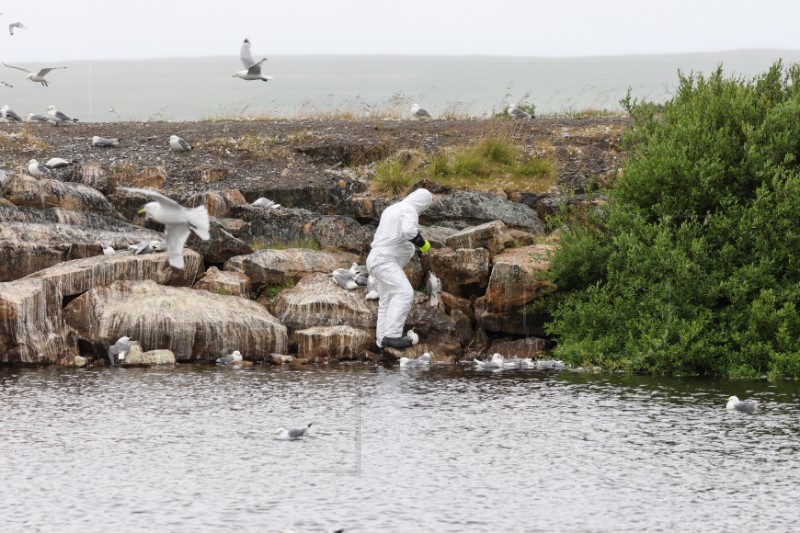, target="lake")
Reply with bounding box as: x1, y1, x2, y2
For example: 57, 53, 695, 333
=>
1, 364, 798, 532
3, 50, 800, 122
